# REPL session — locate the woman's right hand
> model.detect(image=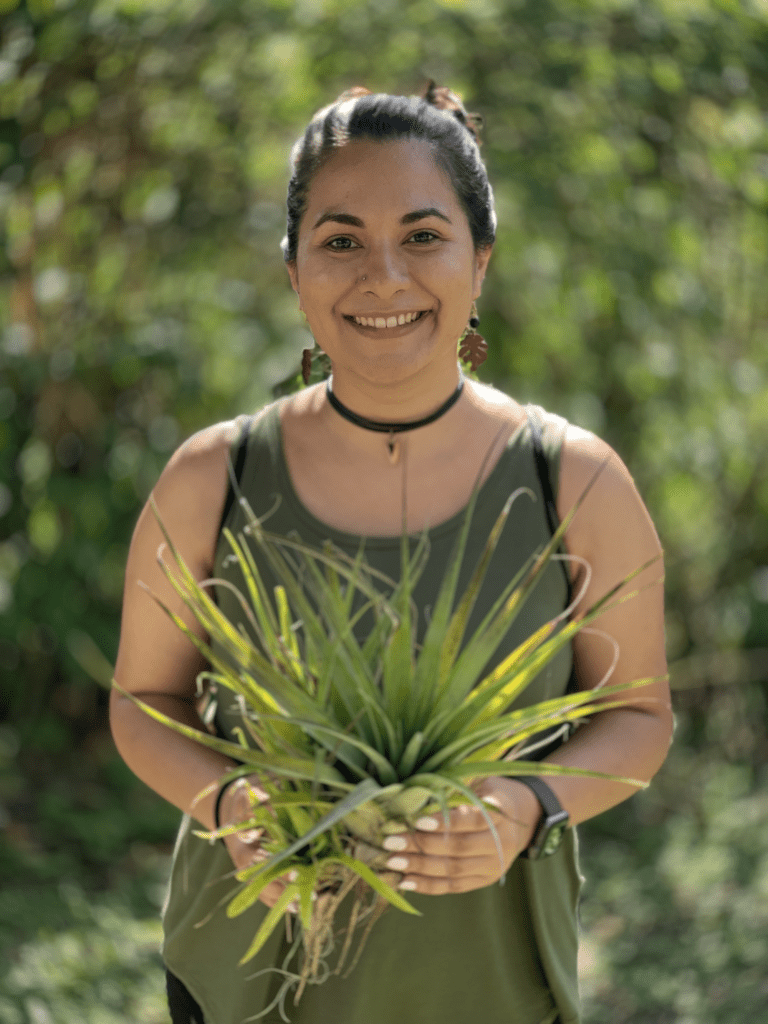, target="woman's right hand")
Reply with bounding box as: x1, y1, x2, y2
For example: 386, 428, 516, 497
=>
219, 777, 297, 910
